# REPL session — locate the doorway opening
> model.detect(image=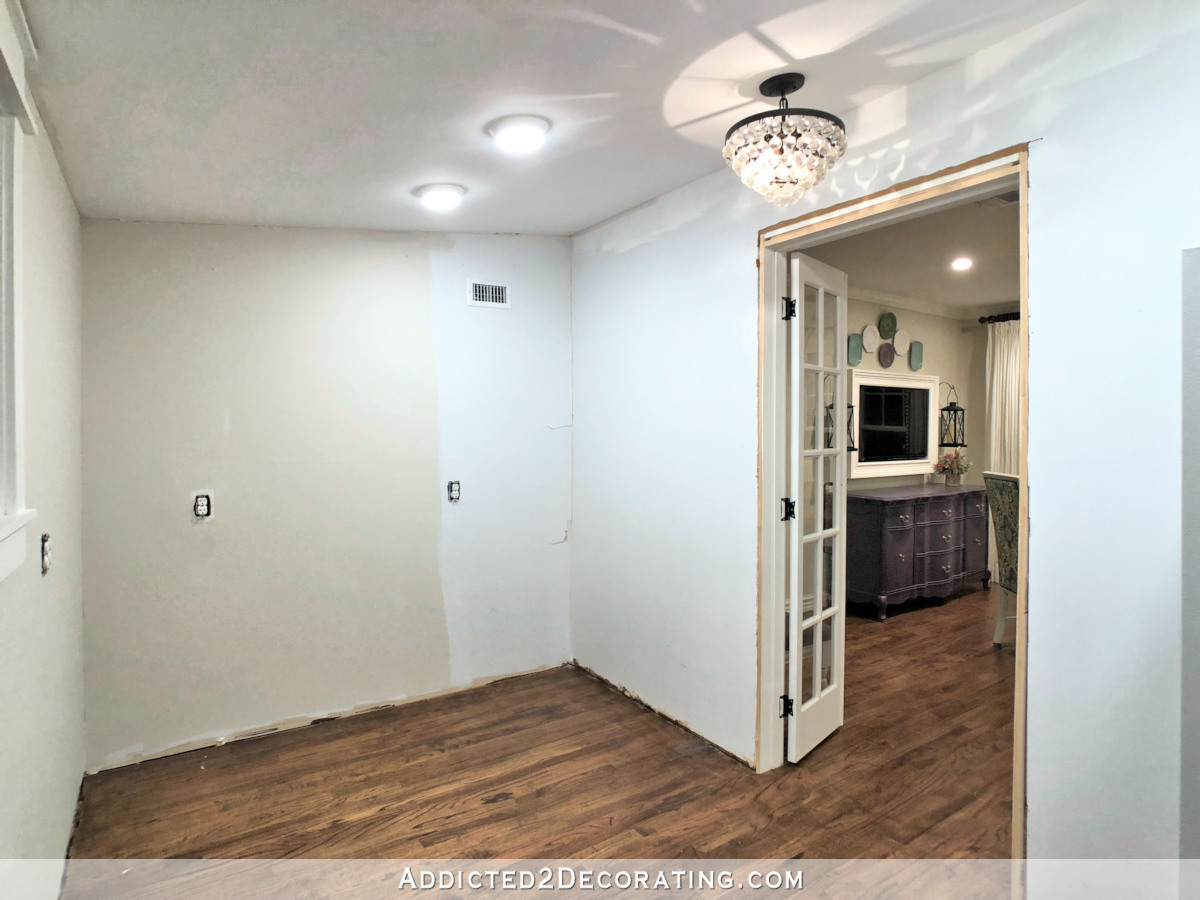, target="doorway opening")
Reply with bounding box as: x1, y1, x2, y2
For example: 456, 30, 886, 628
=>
755, 147, 1031, 859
